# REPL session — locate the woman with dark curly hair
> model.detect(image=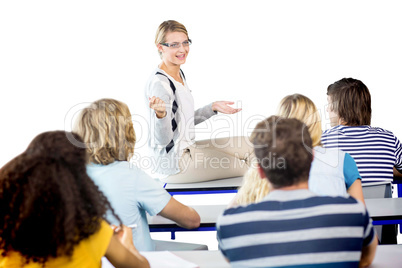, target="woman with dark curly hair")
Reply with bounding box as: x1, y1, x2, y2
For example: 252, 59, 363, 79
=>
0, 131, 149, 268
